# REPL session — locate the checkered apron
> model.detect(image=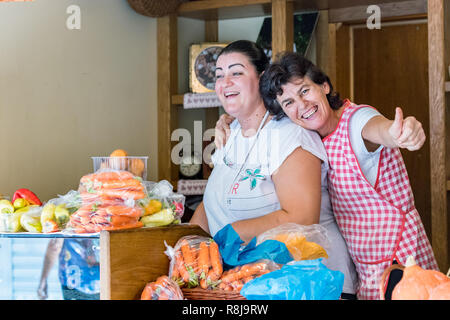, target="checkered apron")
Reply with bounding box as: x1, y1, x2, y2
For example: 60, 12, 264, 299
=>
323, 101, 438, 300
